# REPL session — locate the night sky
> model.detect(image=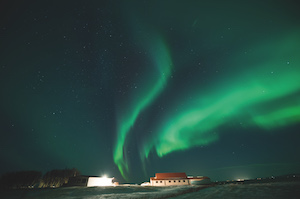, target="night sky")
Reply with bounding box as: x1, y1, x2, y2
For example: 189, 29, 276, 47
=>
1, 0, 300, 183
